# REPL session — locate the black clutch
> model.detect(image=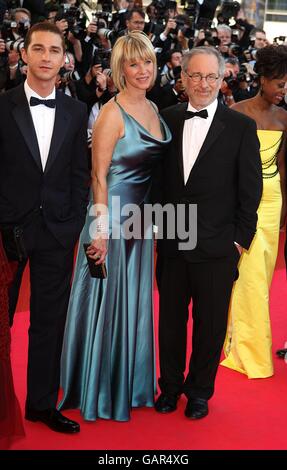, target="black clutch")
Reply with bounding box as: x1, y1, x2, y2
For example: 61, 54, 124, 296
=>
83, 243, 107, 279
0, 225, 28, 262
